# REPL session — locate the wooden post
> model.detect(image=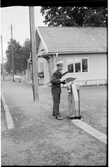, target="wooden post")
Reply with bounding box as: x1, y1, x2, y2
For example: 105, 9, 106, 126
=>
29, 7, 39, 100
11, 24, 15, 82
1, 35, 5, 81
